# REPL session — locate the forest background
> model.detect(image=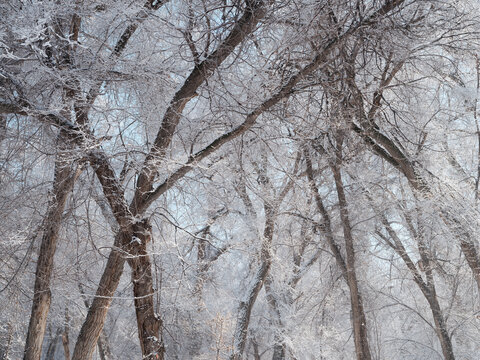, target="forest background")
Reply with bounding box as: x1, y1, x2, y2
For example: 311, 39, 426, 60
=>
2, 0, 480, 359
